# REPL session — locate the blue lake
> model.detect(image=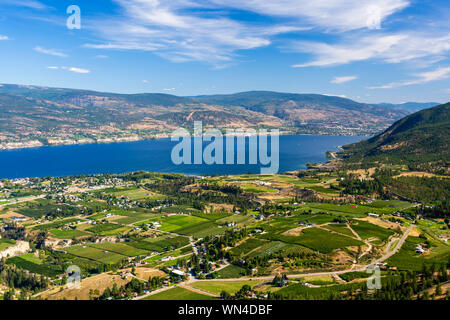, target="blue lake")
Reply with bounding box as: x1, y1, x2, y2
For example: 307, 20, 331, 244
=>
0, 135, 367, 179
